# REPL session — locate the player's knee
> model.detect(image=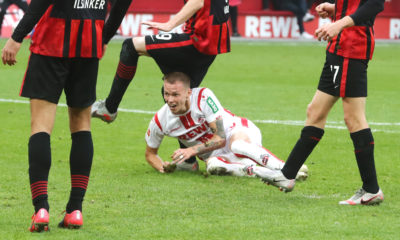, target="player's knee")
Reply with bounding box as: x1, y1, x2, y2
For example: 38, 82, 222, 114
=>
120, 38, 138, 62
343, 112, 367, 132
306, 103, 325, 124
230, 139, 248, 154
